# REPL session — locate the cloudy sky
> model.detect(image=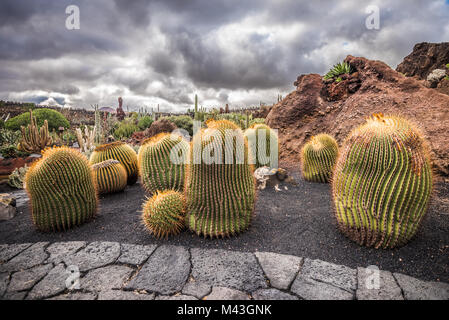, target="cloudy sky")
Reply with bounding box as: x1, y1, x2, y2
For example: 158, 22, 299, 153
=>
0, 0, 448, 113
